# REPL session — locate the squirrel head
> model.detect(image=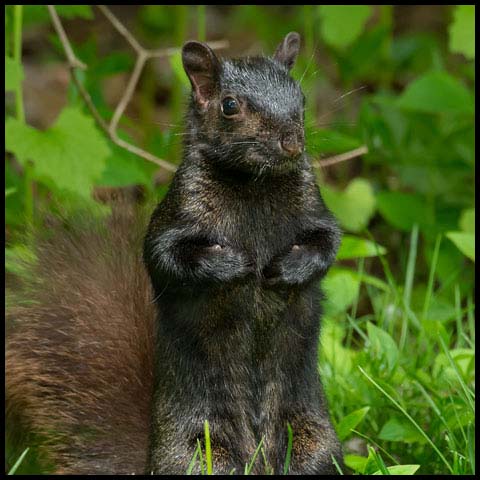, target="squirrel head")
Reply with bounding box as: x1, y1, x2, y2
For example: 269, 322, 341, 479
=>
182, 32, 306, 175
